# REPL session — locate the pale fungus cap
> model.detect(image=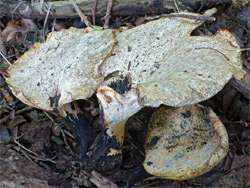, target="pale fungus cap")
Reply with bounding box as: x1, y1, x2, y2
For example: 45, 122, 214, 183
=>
4, 8, 245, 118
5, 27, 117, 115
143, 104, 229, 180
100, 10, 245, 108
